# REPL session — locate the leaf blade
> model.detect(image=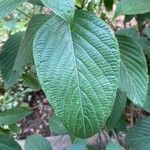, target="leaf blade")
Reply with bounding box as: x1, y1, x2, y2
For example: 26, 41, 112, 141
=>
0, 0, 27, 19
41, 0, 75, 22
33, 10, 120, 138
